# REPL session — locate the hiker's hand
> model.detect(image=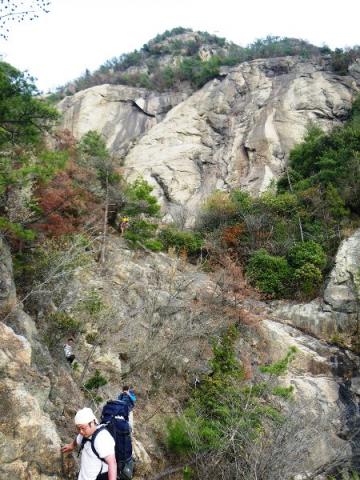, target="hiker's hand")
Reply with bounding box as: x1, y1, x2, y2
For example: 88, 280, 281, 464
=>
61, 441, 76, 453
